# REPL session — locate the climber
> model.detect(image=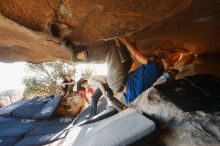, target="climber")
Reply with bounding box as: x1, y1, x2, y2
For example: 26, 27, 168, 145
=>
60, 75, 75, 97
77, 73, 86, 92
85, 75, 126, 118
117, 38, 164, 103
65, 37, 163, 103
64, 38, 132, 93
